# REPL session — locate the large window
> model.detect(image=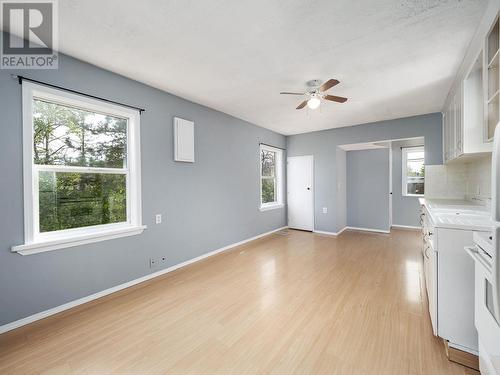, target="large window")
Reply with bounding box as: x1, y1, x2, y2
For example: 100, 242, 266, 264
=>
13, 82, 144, 255
260, 145, 283, 210
402, 146, 425, 196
